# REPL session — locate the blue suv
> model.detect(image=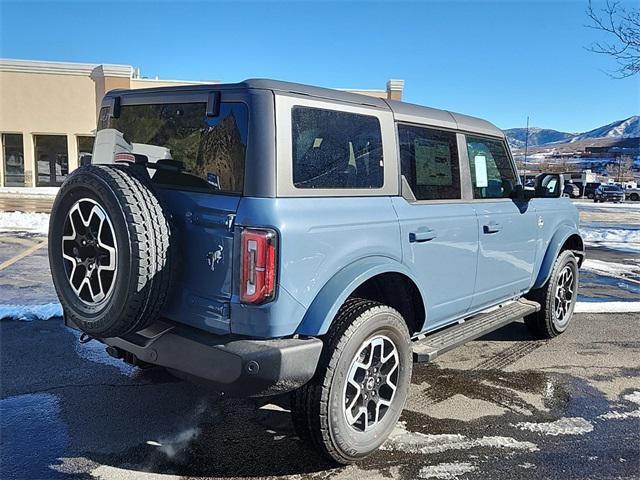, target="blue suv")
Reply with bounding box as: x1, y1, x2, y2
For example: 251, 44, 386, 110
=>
49, 80, 584, 463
